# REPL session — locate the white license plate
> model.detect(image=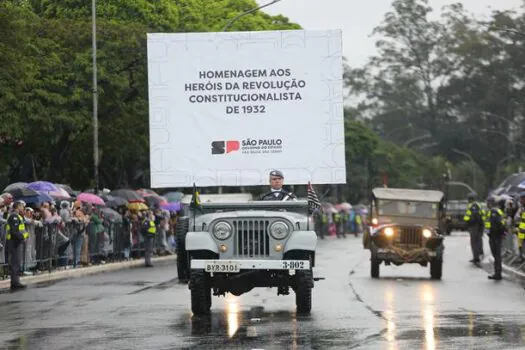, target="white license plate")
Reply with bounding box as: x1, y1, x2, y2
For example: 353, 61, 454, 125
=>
281, 260, 307, 269
204, 261, 240, 273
